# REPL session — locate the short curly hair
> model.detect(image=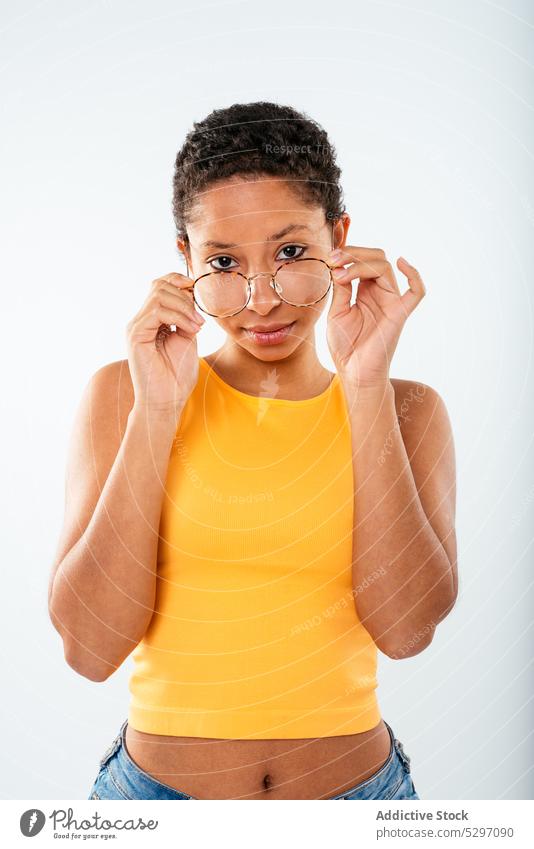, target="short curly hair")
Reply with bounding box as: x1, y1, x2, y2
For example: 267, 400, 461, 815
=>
172, 101, 345, 245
